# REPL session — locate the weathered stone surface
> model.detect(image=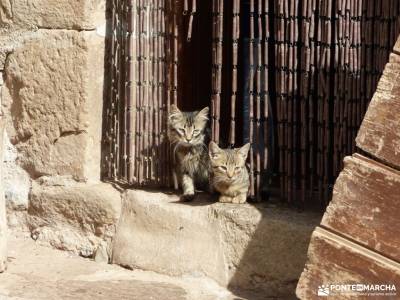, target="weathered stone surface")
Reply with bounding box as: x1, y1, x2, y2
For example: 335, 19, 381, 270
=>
0, 0, 13, 25
2, 29, 105, 181
0, 119, 7, 272
1, 0, 105, 30
322, 154, 400, 261
28, 182, 121, 257
393, 36, 400, 56
94, 240, 109, 263
6, 210, 28, 232
2, 131, 30, 210
112, 190, 321, 297
113, 192, 227, 282
0, 236, 246, 300
296, 227, 400, 299
356, 54, 400, 169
